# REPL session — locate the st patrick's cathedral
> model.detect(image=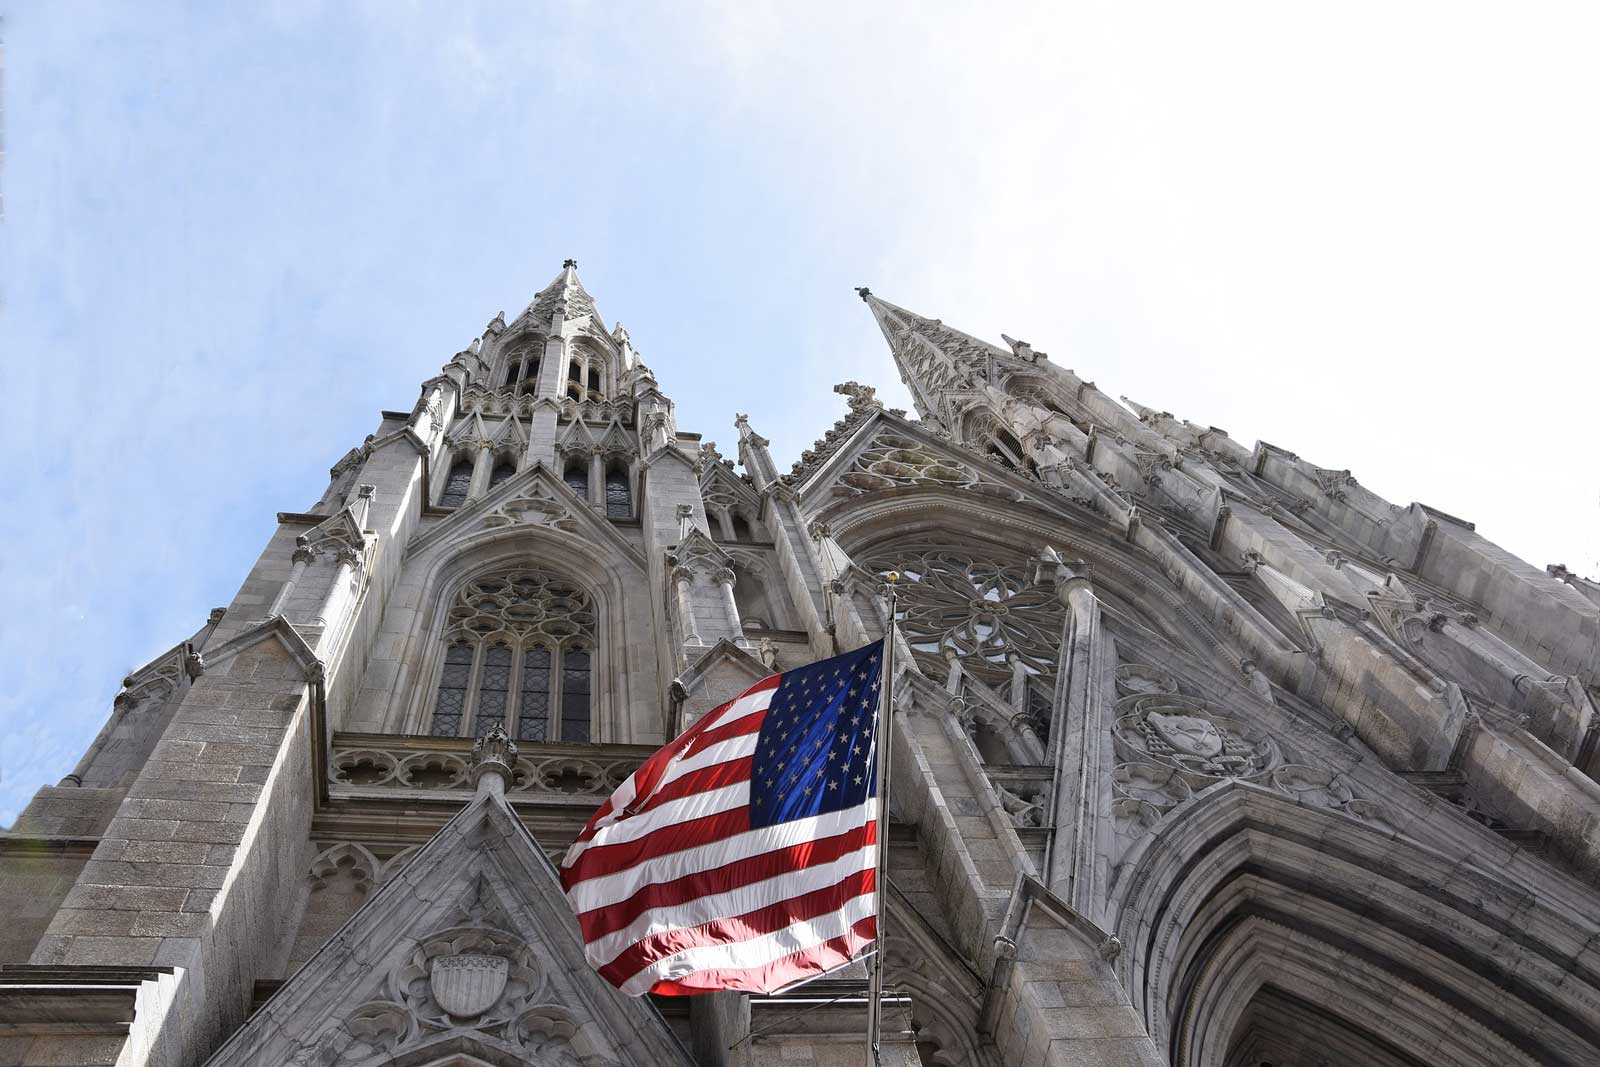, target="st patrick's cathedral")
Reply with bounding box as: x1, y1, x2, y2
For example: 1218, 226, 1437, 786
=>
4, 262, 1600, 1067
